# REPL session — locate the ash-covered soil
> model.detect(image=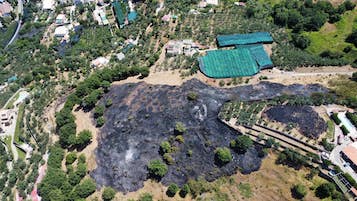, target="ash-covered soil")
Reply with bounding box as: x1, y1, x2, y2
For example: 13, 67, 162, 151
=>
265, 105, 327, 139
92, 79, 327, 192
